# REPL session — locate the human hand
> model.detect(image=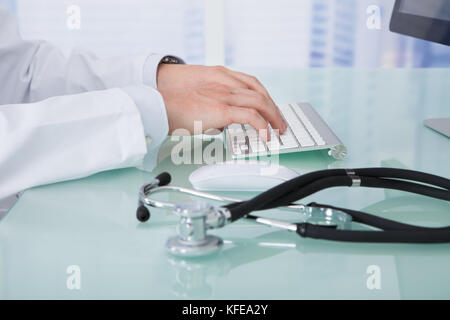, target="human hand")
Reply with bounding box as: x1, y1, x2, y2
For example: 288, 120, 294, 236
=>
159, 82, 288, 141
157, 64, 287, 139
